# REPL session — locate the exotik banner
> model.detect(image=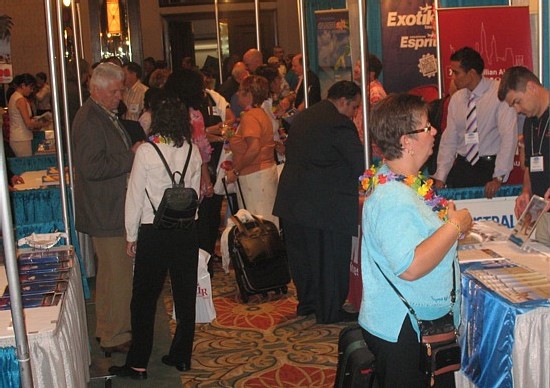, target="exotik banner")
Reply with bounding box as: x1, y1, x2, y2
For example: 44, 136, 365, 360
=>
380, 0, 438, 93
